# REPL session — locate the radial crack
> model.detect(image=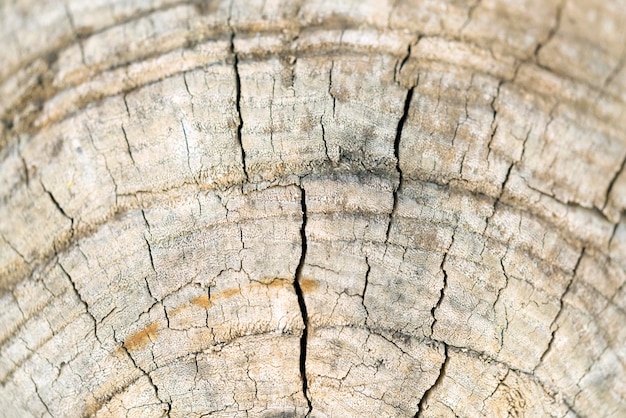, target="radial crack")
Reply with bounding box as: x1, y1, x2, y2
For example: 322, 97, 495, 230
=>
361, 256, 371, 324
115, 330, 172, 416
143, 237, 157, 274
320, 115, 330, 162
294, 185, 313, 415
228, 26, 248, 181
180, 120, 193, 177
57, 261, 104, 344
485, 80, 503, 162
534, 0, 565, 60
535, 247, 584, 370
386, 85, 415, 242
121, 124, 137, 165
602, 153, 626, 211
430, 251, 449, 336
415, 344, 449, 417
41, 181, 74, 234
64, 3, 86, 65
328, 60, 336, 117
460, 0, 482, 33
0, 233, 29, 263
31, 376, 52, 417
